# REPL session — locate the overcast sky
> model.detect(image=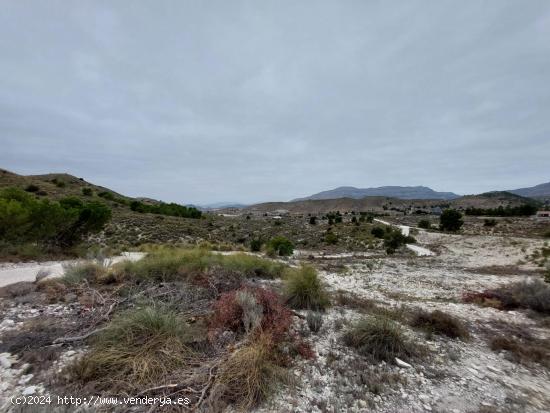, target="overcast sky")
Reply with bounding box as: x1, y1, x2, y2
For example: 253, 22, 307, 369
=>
1, 1, 549, 204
